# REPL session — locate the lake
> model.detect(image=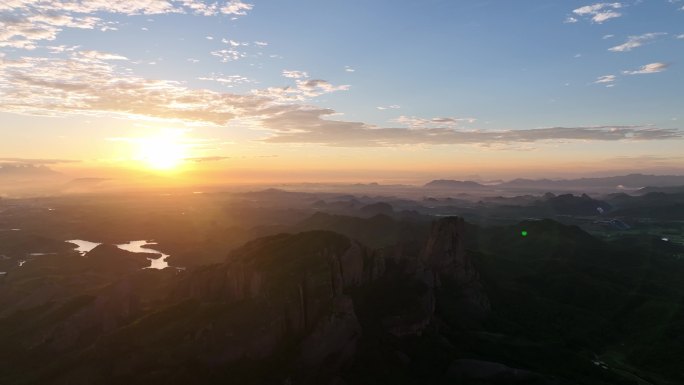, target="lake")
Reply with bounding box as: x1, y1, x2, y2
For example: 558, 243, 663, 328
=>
116, 240, 170, 270
66, 239, 101, 255
66, 239, 170, 269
